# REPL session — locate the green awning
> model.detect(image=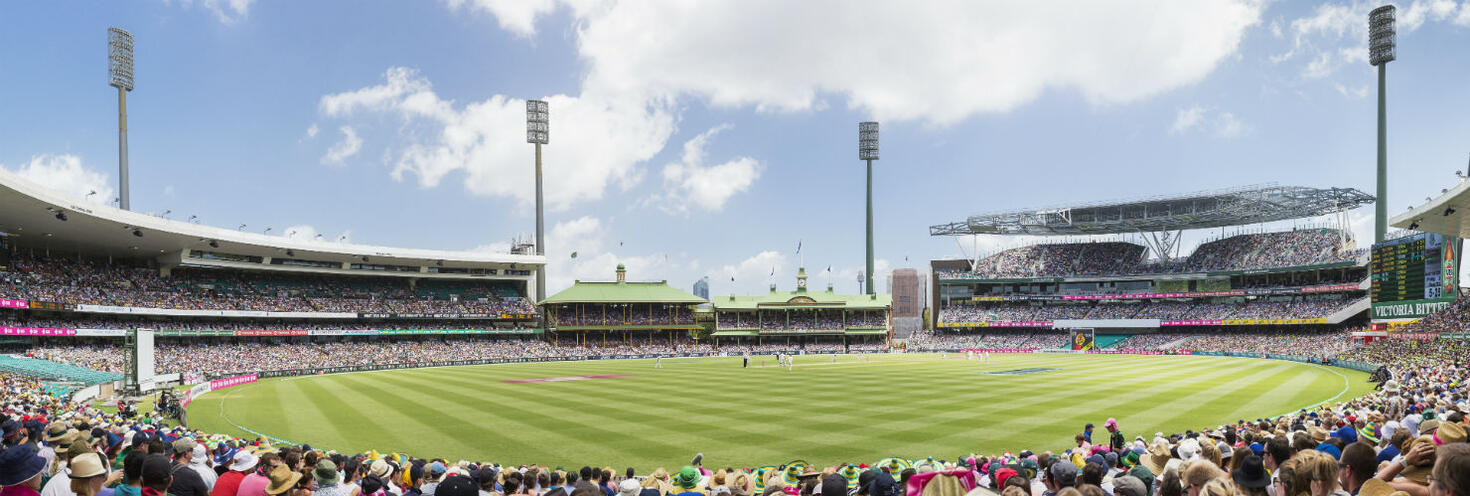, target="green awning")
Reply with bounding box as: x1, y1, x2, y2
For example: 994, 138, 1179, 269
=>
845, 328, 889, 335
711, 330, 760, 337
